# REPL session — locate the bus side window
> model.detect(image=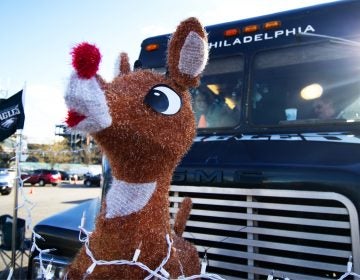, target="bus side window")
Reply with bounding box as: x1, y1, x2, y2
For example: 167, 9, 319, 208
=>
192, 76, 242, 129
193, 90, 238, 128
192, 90, 218, 128
191, 55, 244, 129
